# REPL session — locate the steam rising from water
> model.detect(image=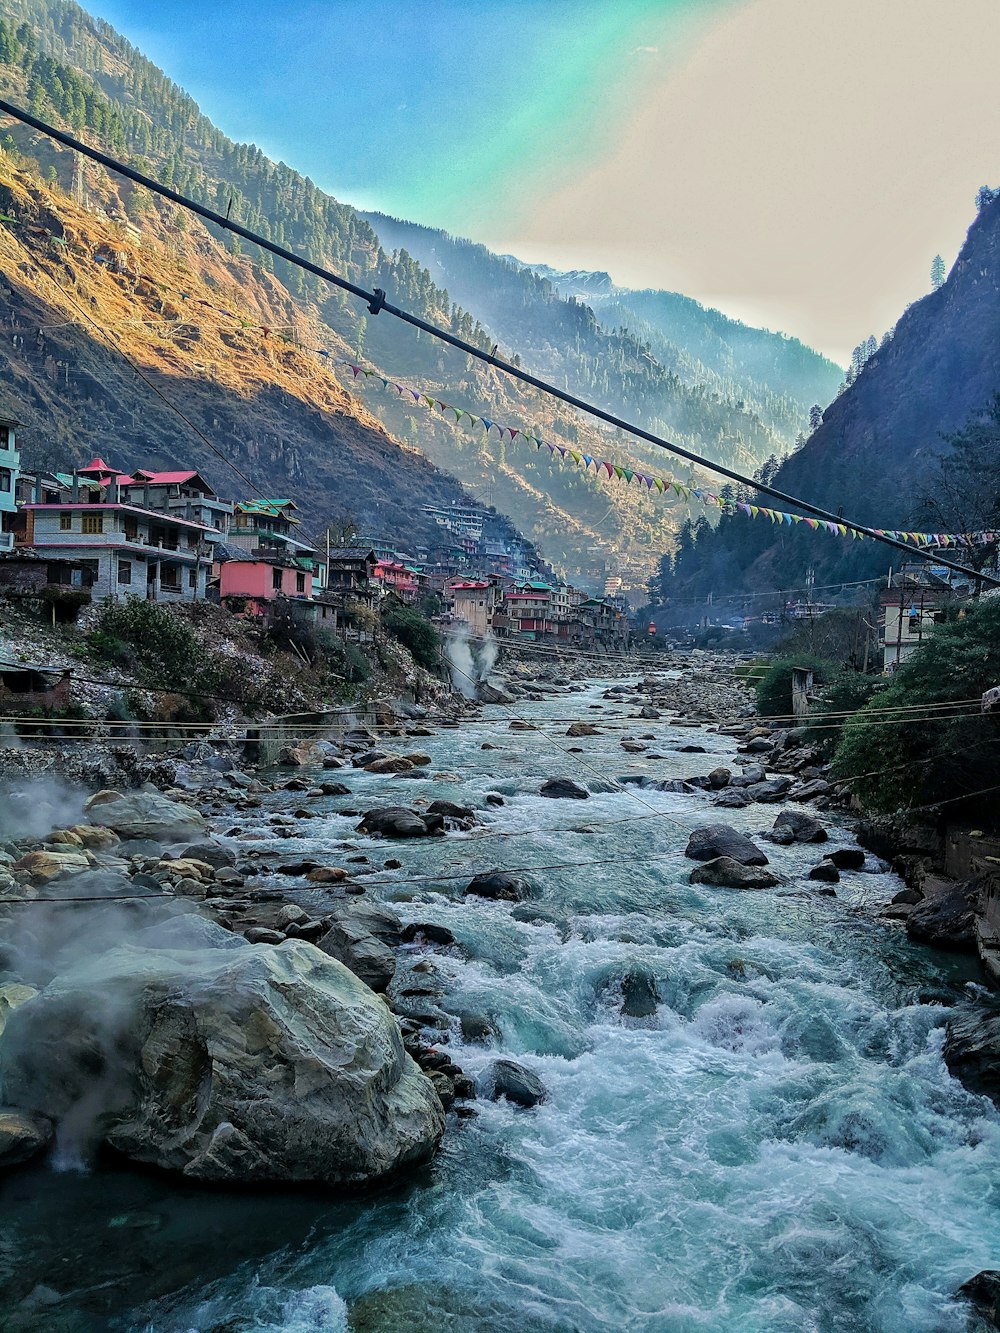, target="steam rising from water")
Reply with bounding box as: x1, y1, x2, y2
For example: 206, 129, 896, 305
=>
445, 625, 499, 698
